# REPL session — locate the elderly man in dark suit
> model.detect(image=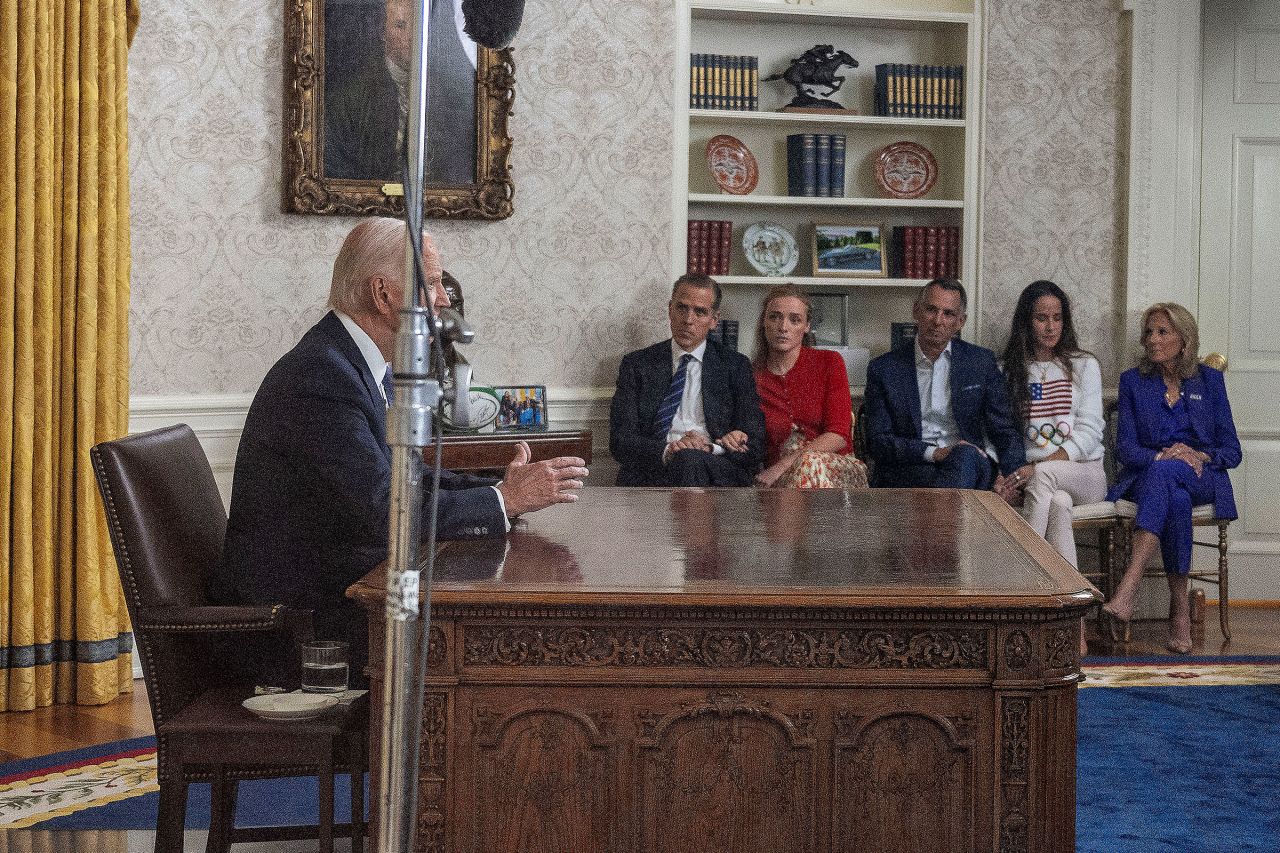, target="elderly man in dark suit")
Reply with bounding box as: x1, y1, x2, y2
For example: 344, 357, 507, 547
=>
864, 278, 1025, 490
610, 274, 765, 486
213, 218, 587, 679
